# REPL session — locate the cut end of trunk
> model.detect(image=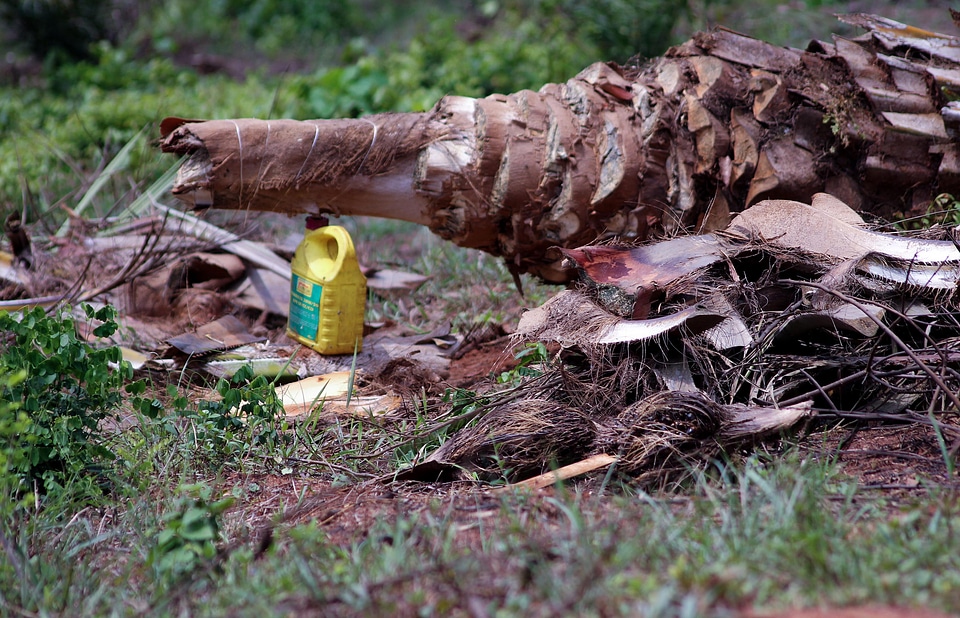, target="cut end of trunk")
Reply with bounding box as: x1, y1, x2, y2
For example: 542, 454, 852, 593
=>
160, 115, 442, 225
